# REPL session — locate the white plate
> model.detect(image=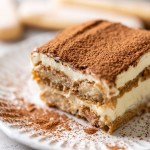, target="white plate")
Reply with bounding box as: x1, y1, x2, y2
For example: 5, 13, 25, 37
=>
0, 33, 150, 150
